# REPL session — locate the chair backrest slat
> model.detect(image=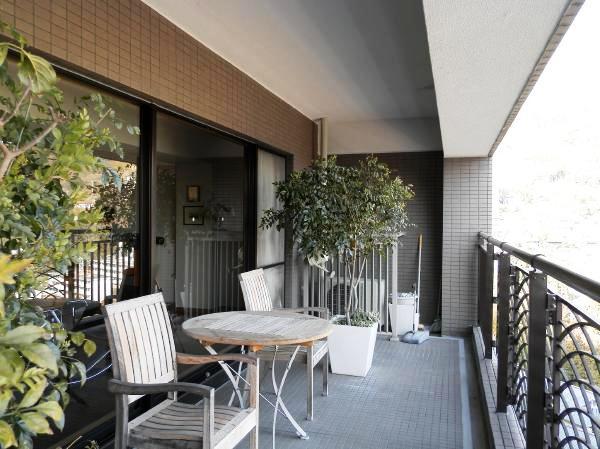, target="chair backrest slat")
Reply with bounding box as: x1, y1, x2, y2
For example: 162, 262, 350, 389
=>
239, 269, 274, 311
103, 293, 176, 403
